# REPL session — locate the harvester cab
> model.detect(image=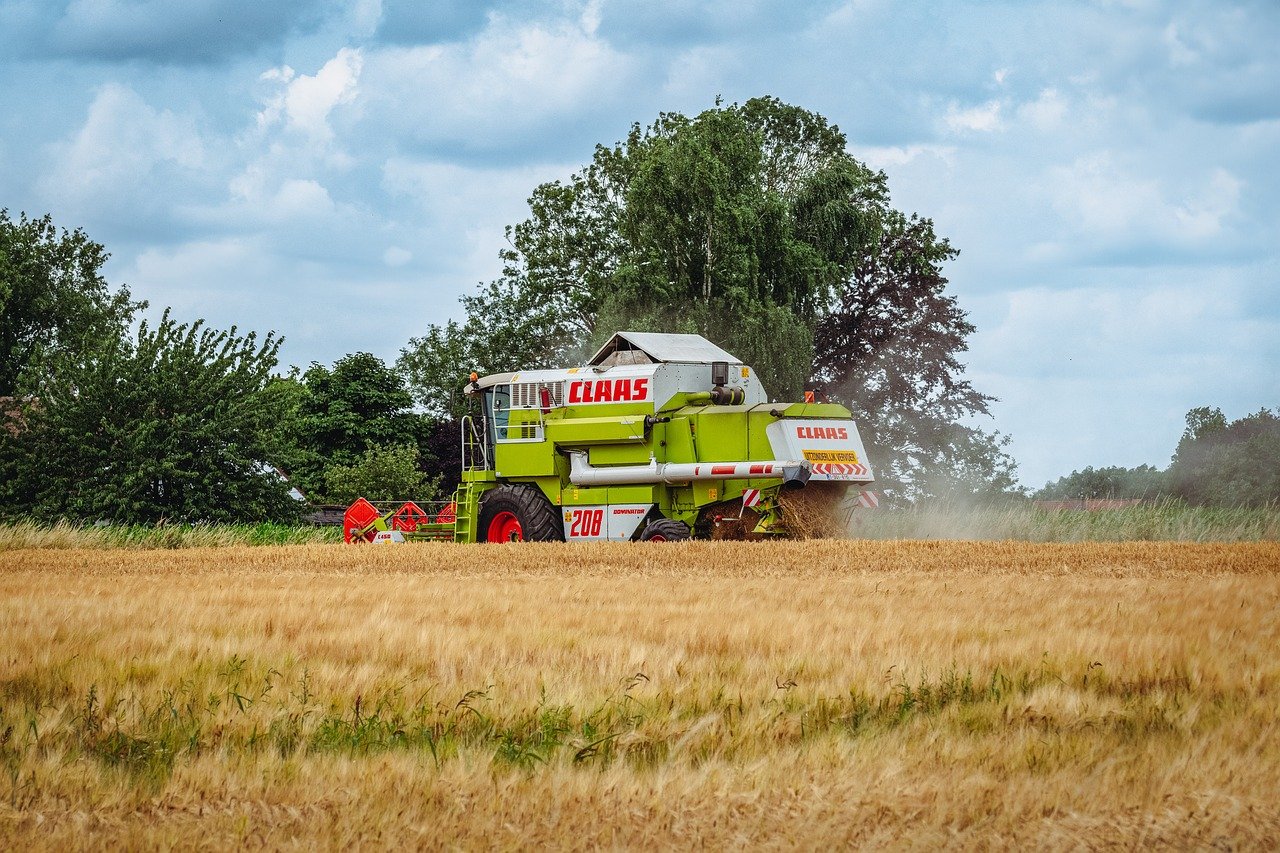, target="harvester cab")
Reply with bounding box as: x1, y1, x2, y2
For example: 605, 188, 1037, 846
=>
344, 331, 875, 544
